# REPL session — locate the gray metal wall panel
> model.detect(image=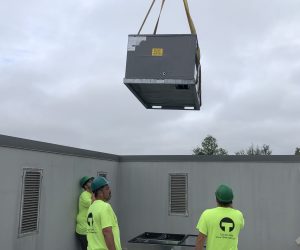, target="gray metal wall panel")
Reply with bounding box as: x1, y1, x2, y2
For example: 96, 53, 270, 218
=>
0, 134, 119, 161
120, 155, 300, 163
0, 147, 119, 250
1, 135, 300, 250
118, 161, 300, 250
